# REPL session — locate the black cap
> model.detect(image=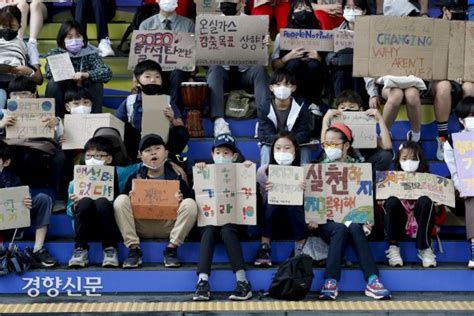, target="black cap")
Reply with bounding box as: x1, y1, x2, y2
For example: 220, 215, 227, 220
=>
139, 134, 165, 152
212, 133, 237, 152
